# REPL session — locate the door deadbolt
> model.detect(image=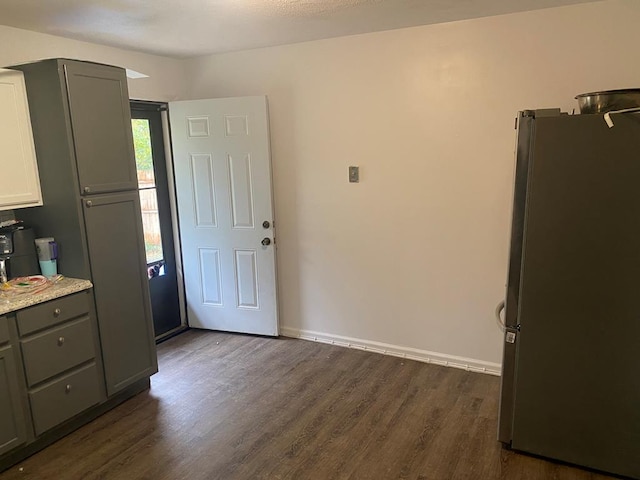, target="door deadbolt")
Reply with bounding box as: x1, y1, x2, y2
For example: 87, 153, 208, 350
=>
262, 221, 270, 229
261, 238, 271, 246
